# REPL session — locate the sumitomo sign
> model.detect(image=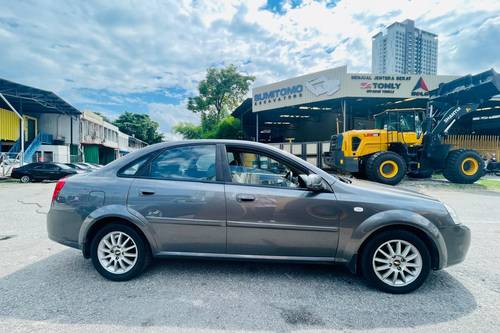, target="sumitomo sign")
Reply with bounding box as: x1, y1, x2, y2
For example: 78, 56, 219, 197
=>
254, 85, 304, 102
252, 66, 457, 112
252, 66, 347, 112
